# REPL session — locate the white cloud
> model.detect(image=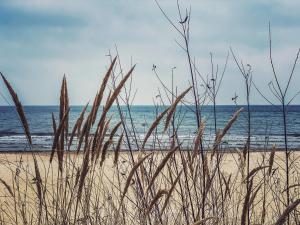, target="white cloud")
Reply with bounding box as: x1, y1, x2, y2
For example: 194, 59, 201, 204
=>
0, 0, 299, 105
